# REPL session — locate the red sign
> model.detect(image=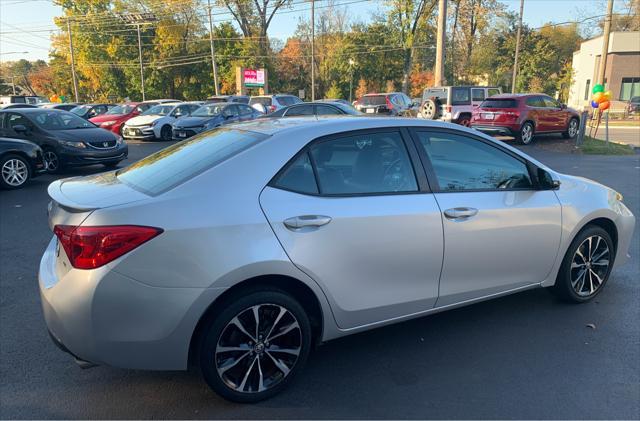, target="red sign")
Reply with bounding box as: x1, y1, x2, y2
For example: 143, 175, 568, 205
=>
244, 69, 265, 87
